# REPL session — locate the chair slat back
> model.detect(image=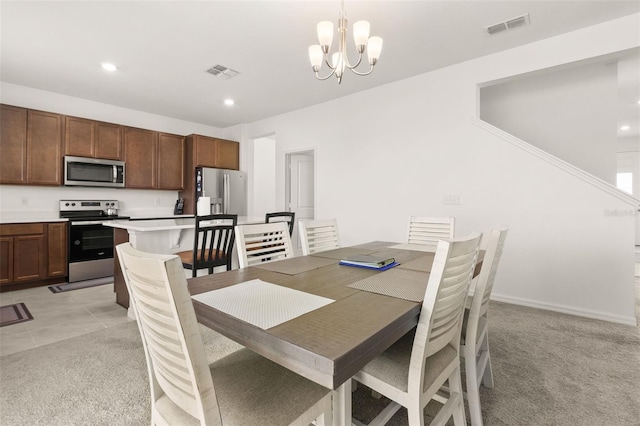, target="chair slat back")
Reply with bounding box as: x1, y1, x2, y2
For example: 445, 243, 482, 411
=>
116, 243, 222, 425
408, 233, 480, 392
408, 216, 455, 246
299, 219, 340, 255
235, 222, 294, 268
193, 214, 237, 272
265, 211, 296, 236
